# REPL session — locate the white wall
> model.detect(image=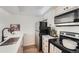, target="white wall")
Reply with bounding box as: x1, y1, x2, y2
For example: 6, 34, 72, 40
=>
42, 7, 79, 35
7, 15, 40, 46
42, 7, 55, 27
0, 8, 11, 42
0, 8, 41, 46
